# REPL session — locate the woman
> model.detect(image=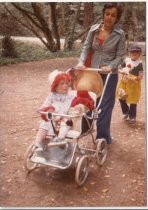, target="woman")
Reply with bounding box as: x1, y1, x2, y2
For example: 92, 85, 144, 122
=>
75, 3, 126, 144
